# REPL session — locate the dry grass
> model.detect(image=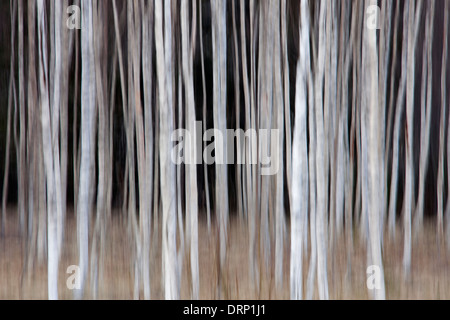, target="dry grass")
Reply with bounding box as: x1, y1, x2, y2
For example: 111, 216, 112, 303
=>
1, 207, 450, 299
